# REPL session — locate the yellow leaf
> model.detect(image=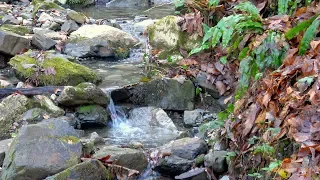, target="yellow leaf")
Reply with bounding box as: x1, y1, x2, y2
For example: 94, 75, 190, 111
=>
278, 169, 288, 178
